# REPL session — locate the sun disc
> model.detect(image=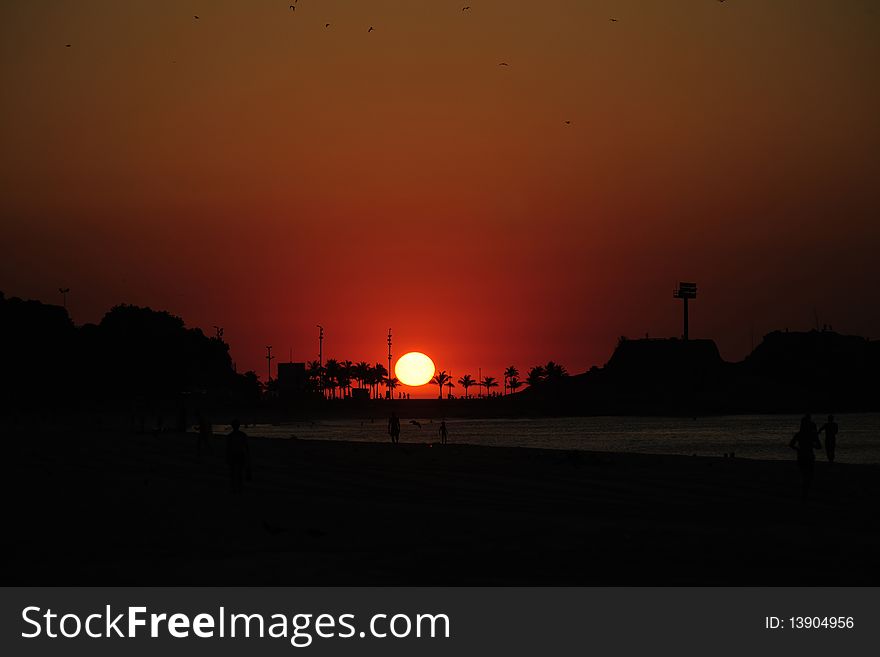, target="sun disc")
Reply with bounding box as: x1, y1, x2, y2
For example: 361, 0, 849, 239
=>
395, 352, 435, 387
